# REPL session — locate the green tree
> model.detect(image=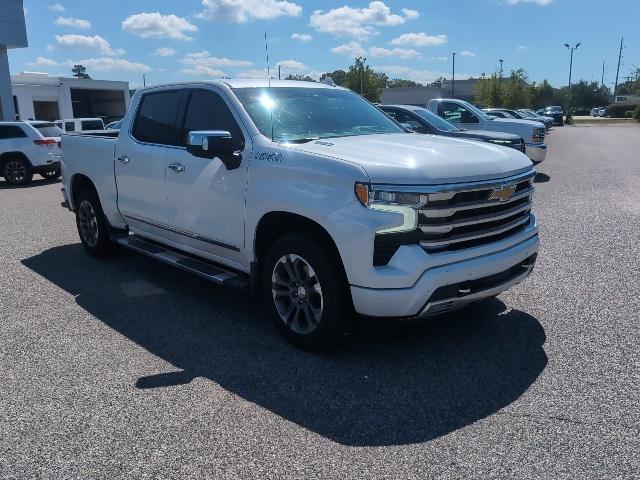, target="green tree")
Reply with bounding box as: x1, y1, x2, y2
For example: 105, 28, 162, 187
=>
345, 57, 381, 102
474, 72, 503, 107
284, 74, 315, 82
320, 70, 347, 87
71, 64, 90, 79
502, 69, 532, 108
533, 80, 554, 108
386, 78, 422, 88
